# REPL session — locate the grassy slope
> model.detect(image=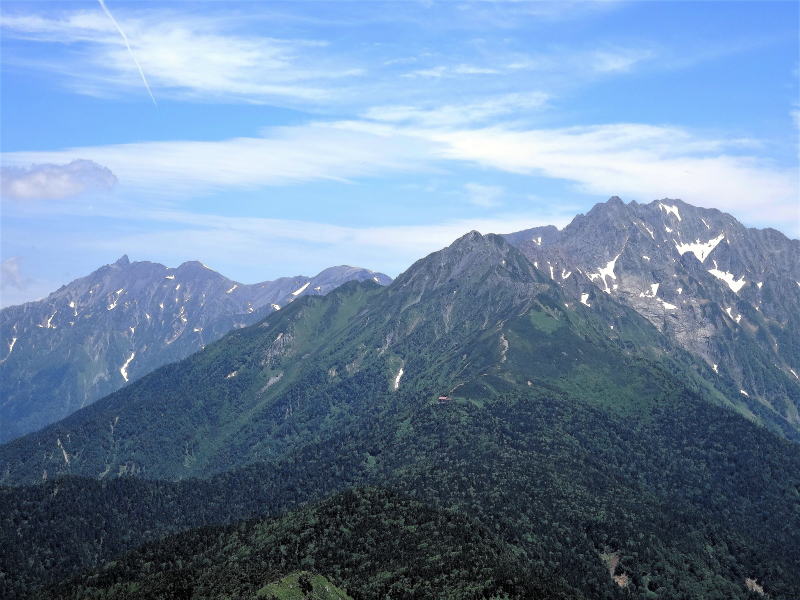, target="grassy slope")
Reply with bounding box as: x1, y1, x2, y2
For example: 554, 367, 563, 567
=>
256, 572, 352, 600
